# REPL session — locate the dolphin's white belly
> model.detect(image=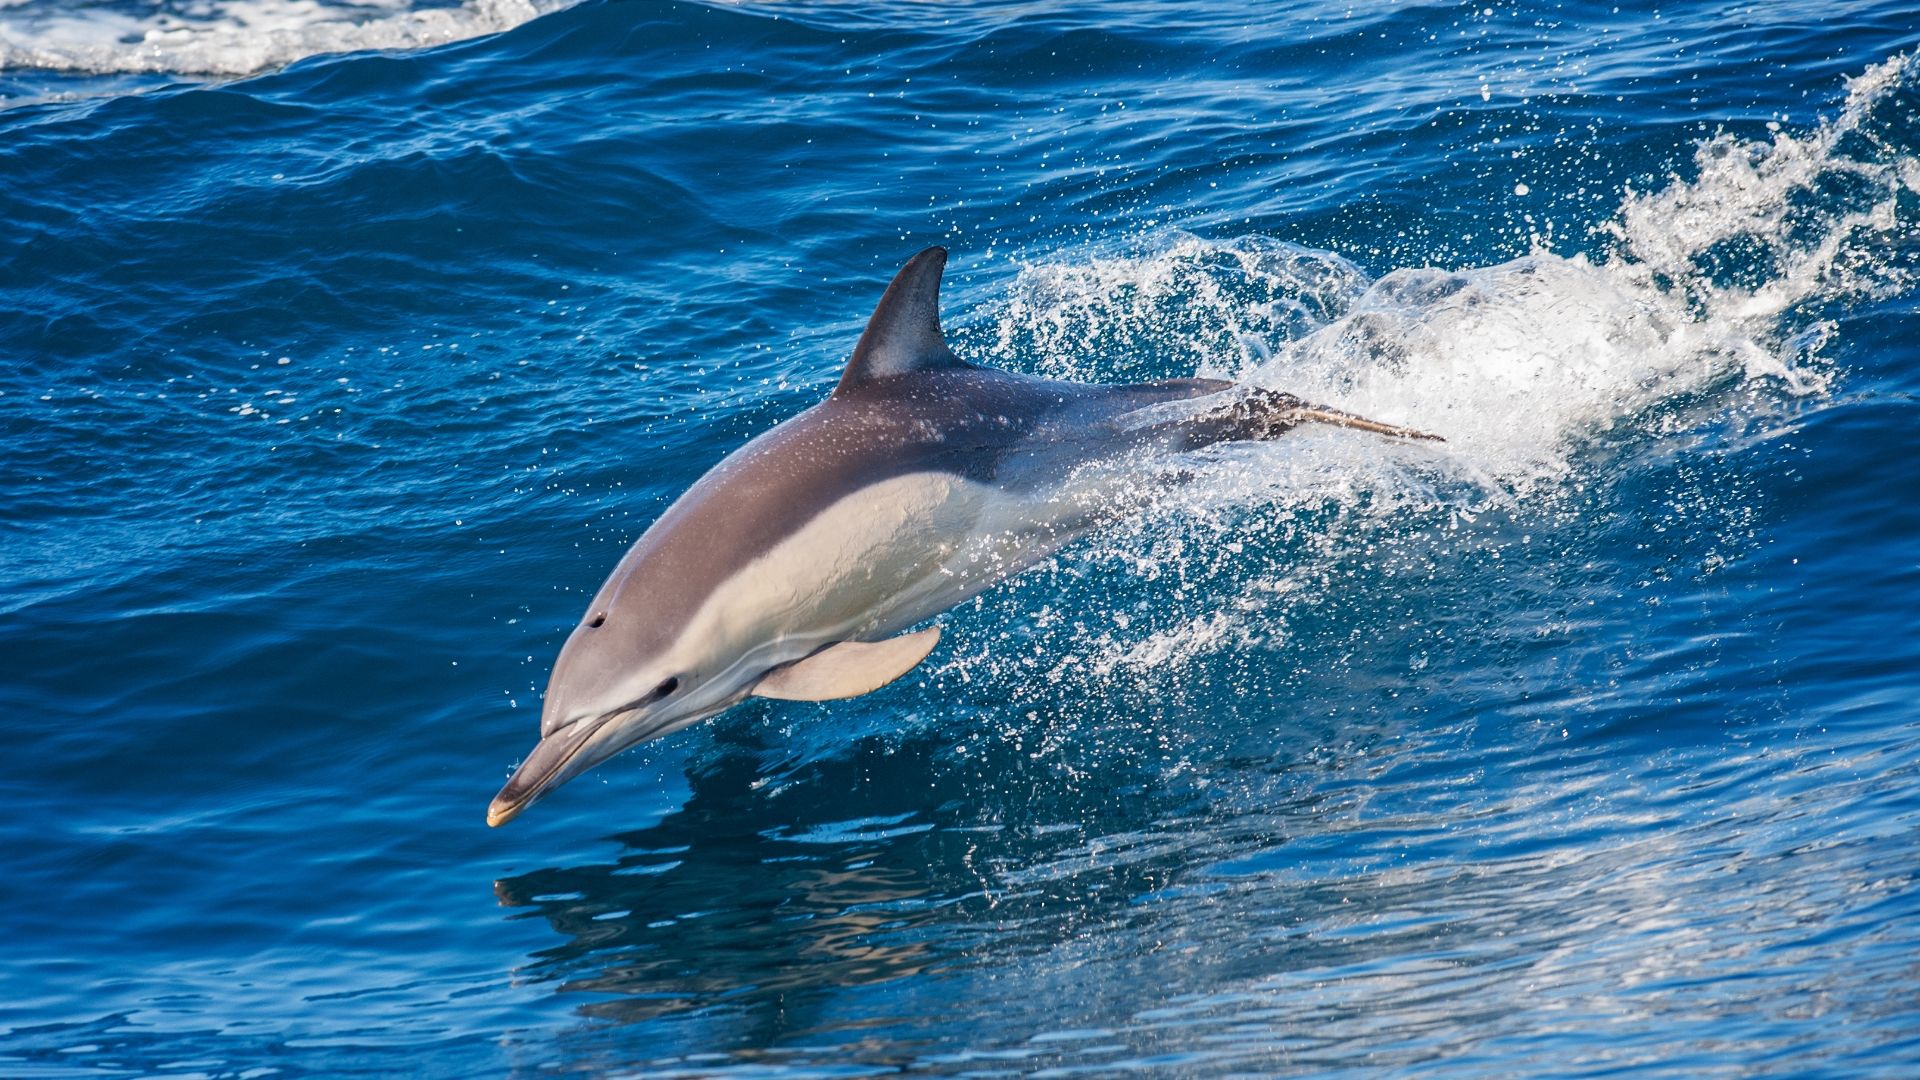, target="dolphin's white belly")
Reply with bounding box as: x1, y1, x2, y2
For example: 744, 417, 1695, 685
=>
673, 470, 1085, 688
